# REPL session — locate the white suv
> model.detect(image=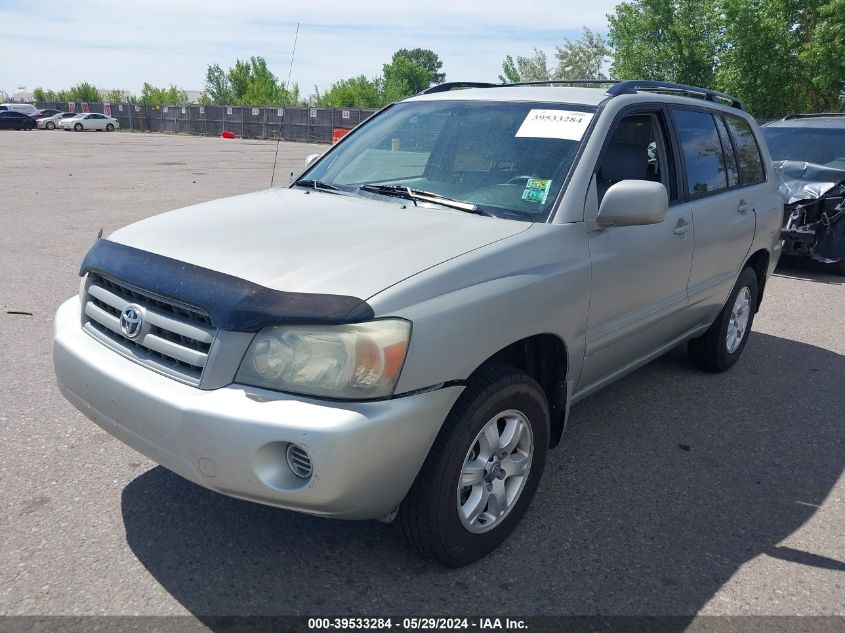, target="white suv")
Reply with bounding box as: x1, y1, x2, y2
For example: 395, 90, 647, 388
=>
0, 103, 38, 115
53, 80, 782, 565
